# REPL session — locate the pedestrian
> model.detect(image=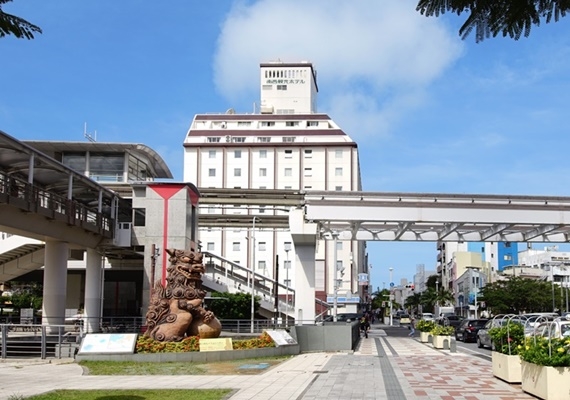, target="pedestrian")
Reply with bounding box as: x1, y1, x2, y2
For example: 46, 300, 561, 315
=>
360, 315, 370, 338
408, 317, 416, 337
